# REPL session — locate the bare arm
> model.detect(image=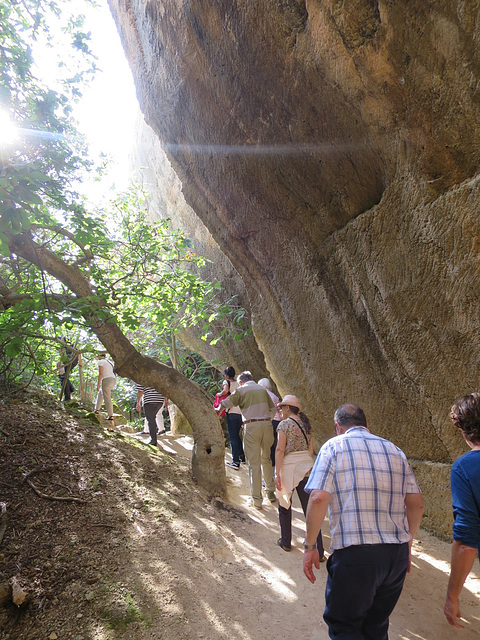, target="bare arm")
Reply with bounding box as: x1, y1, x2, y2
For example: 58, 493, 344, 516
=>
274, 430, 286, 490
444, 540, 478, 629
404, 492, 424, 573
136, 389, 144, 412
216, 381, 229, 398
303, 489, 330, 584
